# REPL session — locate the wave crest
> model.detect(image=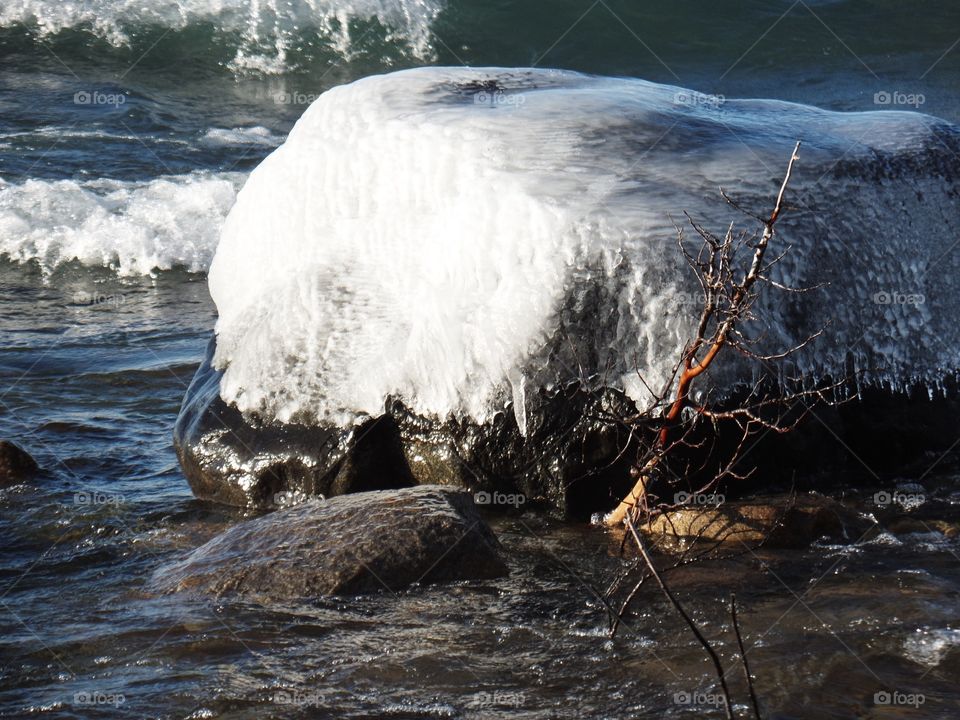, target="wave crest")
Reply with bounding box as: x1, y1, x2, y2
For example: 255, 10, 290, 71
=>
0, 172, 243, 276
0, 0, 441, 74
